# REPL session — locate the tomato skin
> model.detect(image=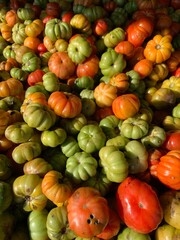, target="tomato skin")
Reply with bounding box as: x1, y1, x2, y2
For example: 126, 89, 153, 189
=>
162, 131, 180, 151
116, 176, 163, 234
172, 67, 180, 77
